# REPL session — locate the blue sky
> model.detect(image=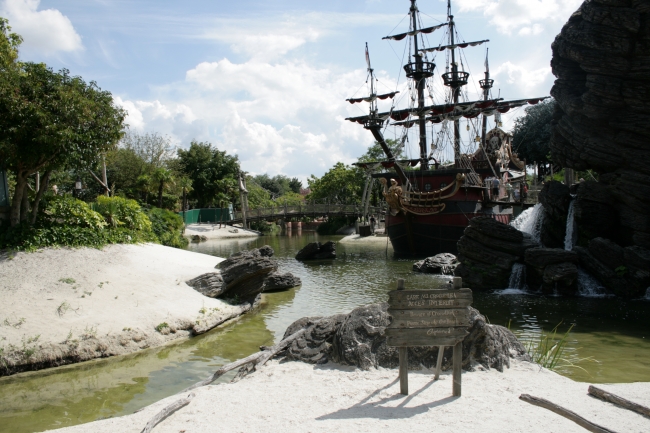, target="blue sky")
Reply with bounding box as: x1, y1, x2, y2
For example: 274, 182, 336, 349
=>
1, 0, 582, 181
